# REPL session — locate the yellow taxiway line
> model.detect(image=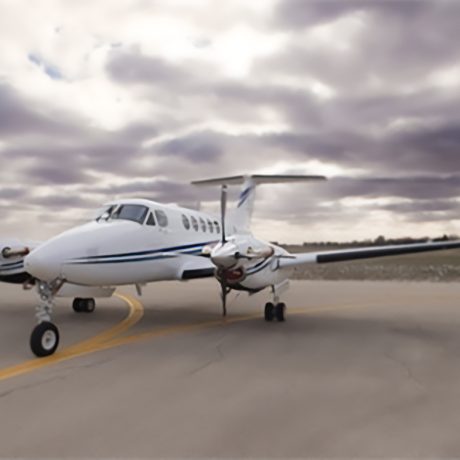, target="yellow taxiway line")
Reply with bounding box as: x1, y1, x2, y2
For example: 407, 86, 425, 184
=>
0, 296, 369, 383
0, 293, 144, 382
